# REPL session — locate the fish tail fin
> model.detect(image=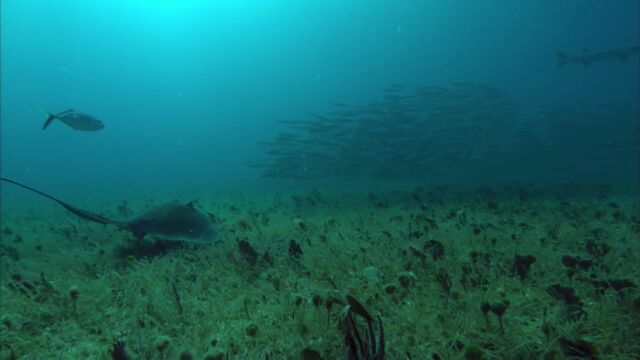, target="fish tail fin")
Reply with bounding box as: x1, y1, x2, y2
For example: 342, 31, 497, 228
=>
42, 113, 56, 130
557, 51, 568, 68
39, 107, 56, 130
